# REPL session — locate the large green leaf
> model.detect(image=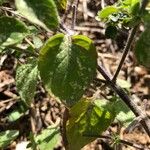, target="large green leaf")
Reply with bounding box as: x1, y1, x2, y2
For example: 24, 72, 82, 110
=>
35, 126, 61, 150
0, 130, 19, 148
15, 0, 59, 31
66, 99, 115, 150
134, 28, 150, 68
0, 16, 29, 49
38, 34, 97, 106
16, 60, 38, 106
